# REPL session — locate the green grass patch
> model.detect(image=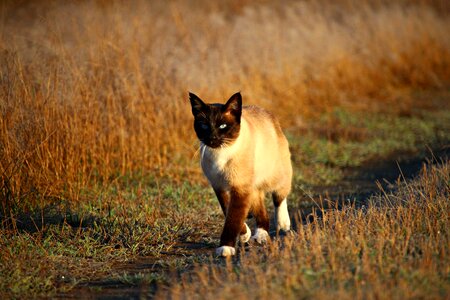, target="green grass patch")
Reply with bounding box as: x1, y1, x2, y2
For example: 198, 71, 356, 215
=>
289, 108, 450, 185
